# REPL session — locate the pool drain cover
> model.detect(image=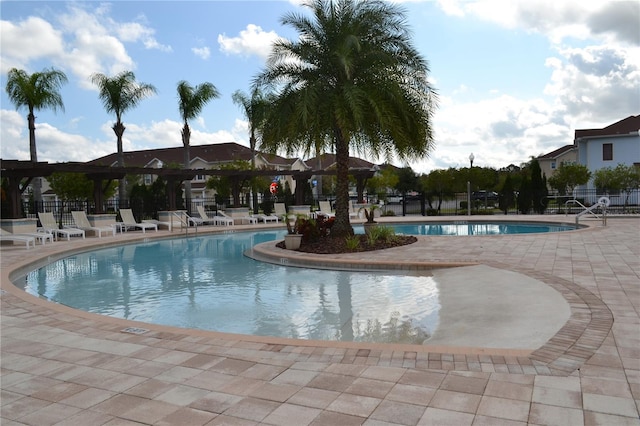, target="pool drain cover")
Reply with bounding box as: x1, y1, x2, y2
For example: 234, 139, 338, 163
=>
121, 327, 149, 335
